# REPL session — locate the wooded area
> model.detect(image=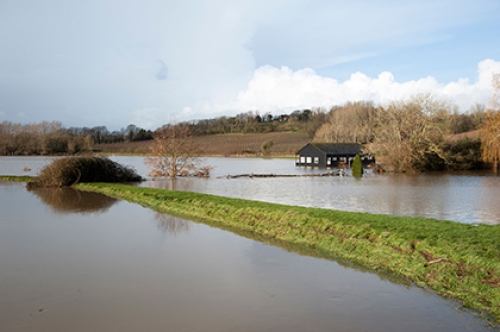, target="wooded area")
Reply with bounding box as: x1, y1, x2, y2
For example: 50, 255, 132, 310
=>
1, 75, 499, 173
